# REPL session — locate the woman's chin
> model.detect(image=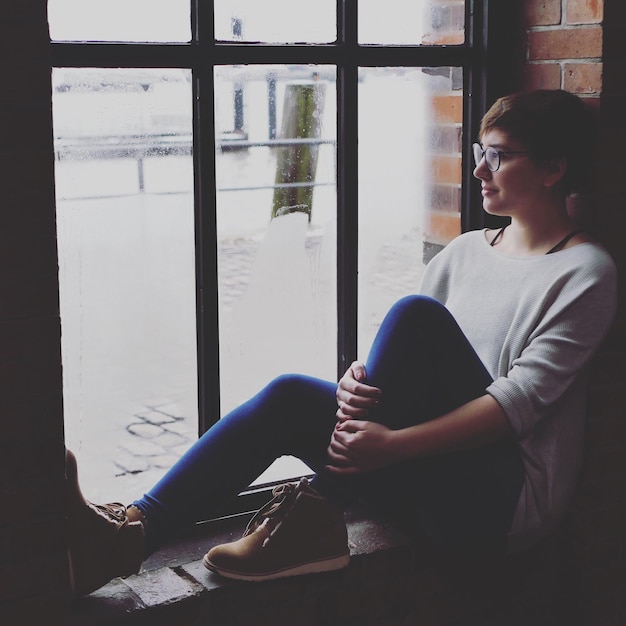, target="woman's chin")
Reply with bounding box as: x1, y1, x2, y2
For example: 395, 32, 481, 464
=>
482, 201, 508, 217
